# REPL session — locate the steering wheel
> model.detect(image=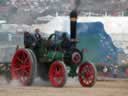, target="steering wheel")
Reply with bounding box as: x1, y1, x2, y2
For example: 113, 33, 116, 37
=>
47, 34, 61, 50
